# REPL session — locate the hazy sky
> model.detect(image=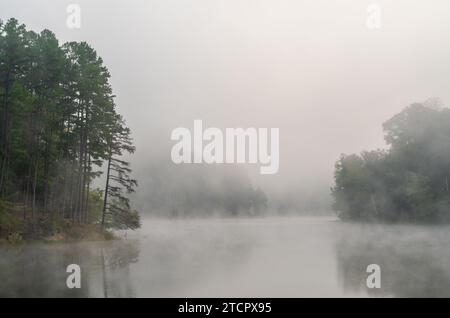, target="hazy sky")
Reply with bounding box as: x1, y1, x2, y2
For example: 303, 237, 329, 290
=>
2, 0, 450, 197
